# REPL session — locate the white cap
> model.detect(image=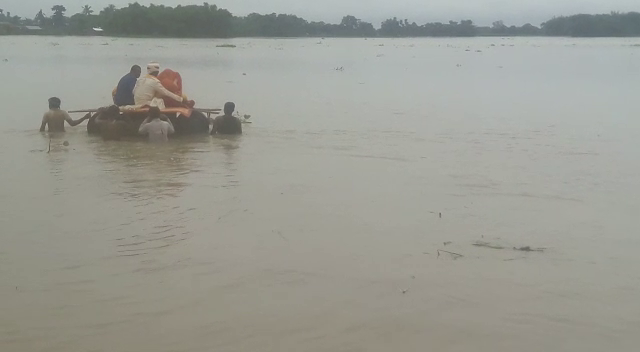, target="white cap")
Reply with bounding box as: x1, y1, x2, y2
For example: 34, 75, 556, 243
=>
147, 62, 160, 74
